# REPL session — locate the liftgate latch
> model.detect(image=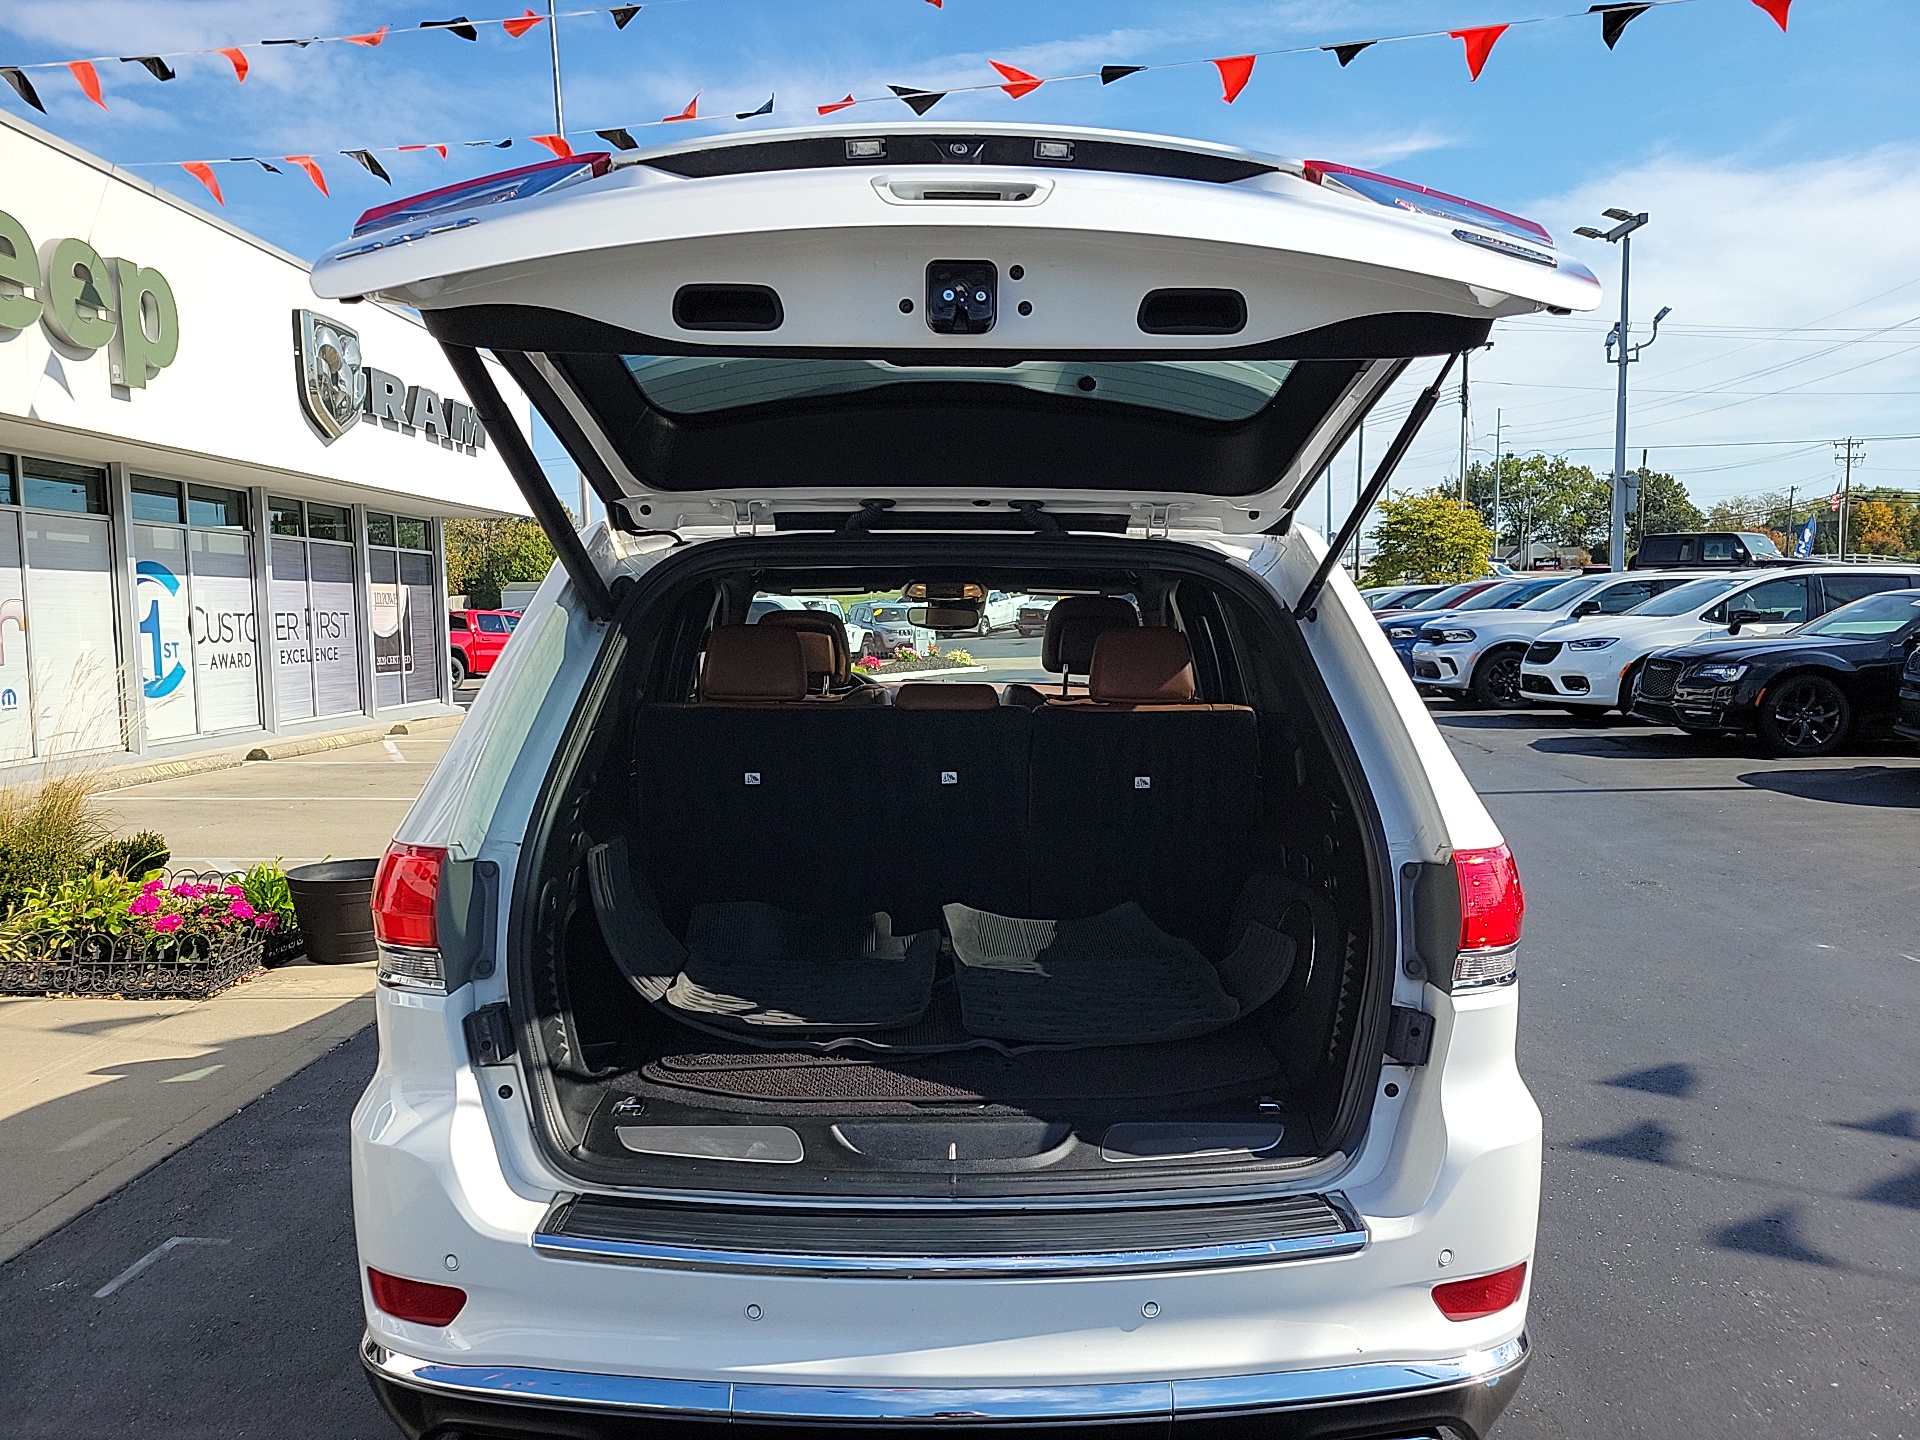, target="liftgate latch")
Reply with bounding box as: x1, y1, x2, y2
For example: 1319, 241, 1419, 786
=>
464, 1003, 516, 1067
